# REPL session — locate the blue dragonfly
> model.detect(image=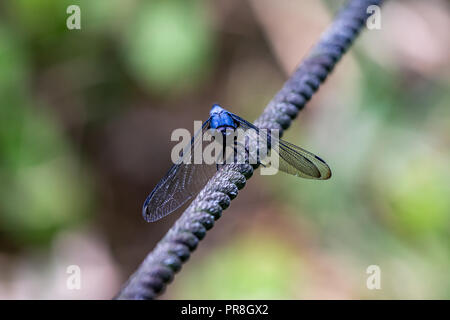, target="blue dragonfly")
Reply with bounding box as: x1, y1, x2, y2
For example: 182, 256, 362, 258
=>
143, 104, 331, 222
